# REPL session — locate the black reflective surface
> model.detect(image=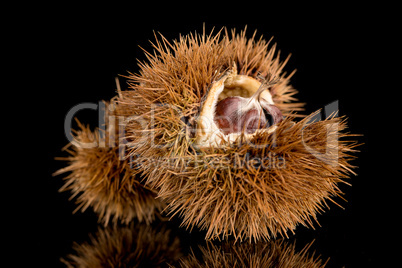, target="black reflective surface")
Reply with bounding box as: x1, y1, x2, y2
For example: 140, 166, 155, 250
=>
22, 5, 380, 267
